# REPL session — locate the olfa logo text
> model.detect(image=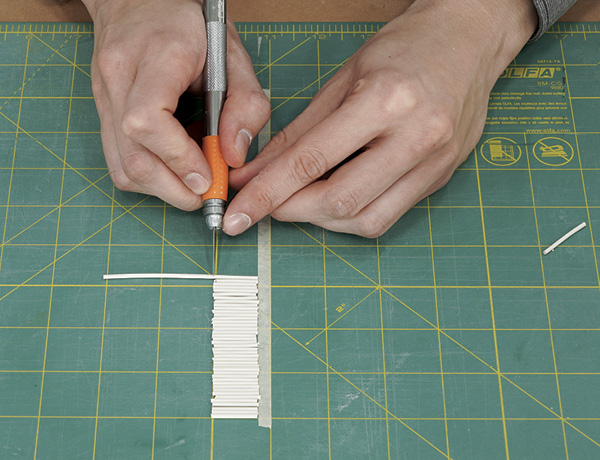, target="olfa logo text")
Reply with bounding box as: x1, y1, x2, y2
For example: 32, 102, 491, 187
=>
499, 67, 557, 78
